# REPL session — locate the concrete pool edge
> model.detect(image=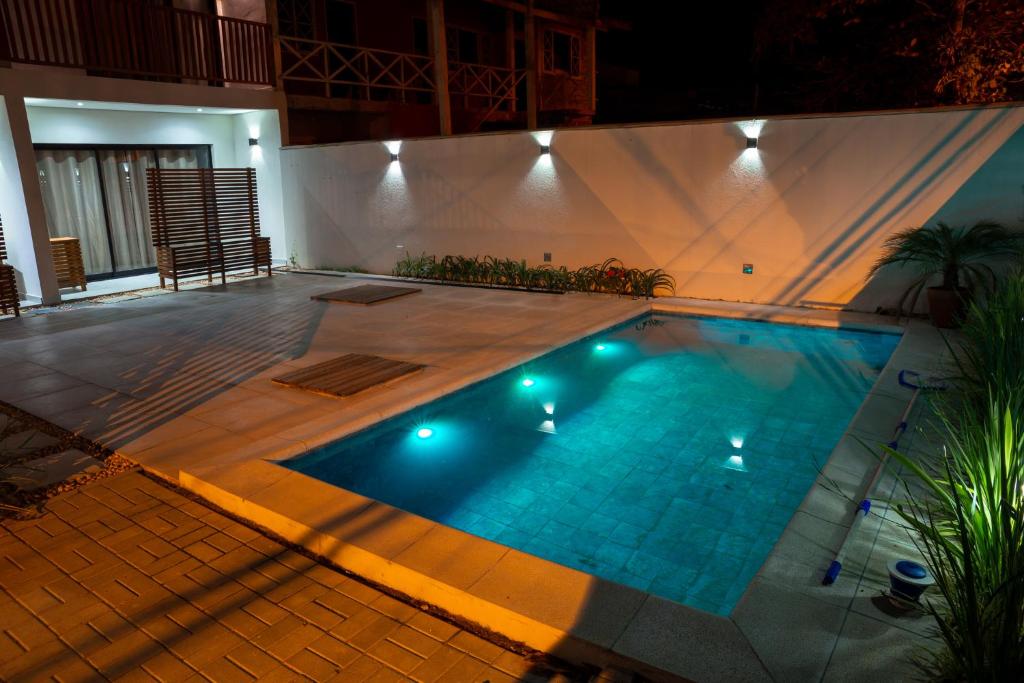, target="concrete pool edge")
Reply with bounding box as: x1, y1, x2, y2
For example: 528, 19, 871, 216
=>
177, 458, 771, 682
727, 318, 944, 680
